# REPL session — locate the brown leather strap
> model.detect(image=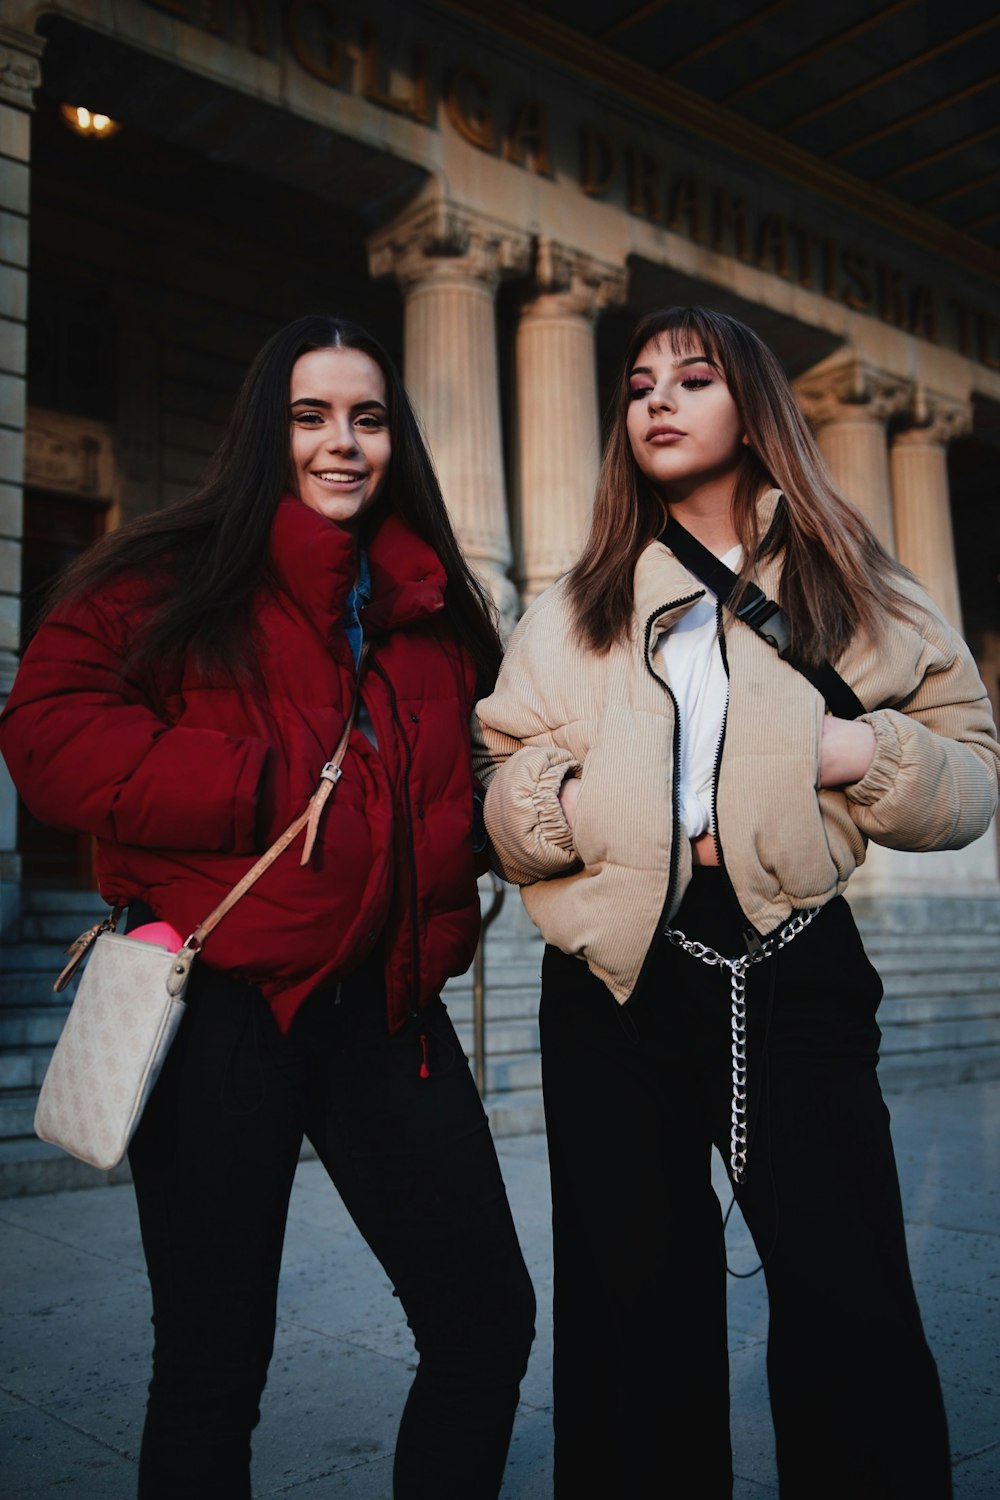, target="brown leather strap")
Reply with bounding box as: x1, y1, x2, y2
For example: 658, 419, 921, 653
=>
188, 642, 370, 949
300, 699, 357, 866
53, 910, 123, 993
